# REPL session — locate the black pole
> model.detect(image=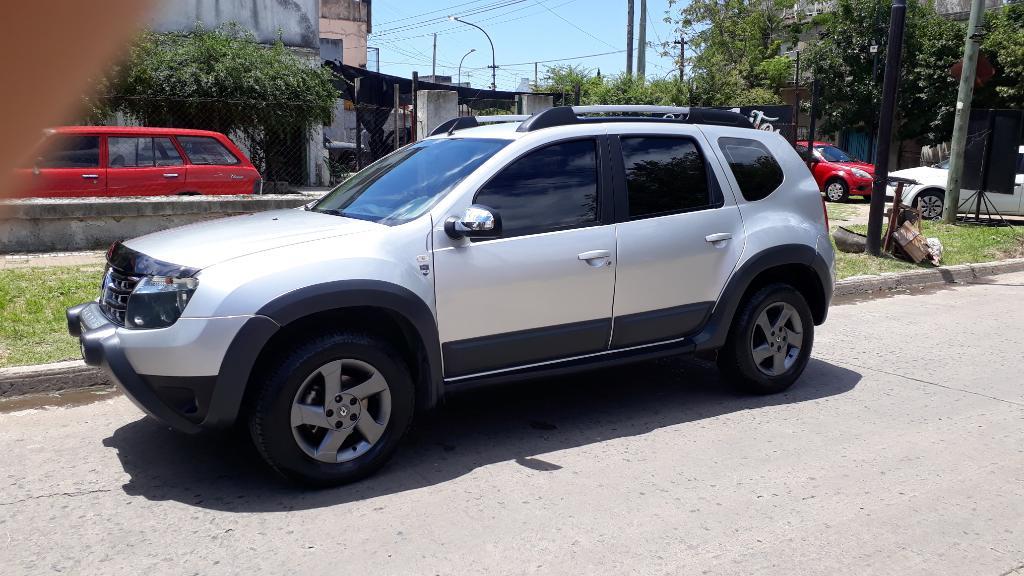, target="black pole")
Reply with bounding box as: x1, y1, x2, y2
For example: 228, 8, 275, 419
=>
411, 71, 418, 141
354, 77, 362, 171
867, 0, 907, 256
